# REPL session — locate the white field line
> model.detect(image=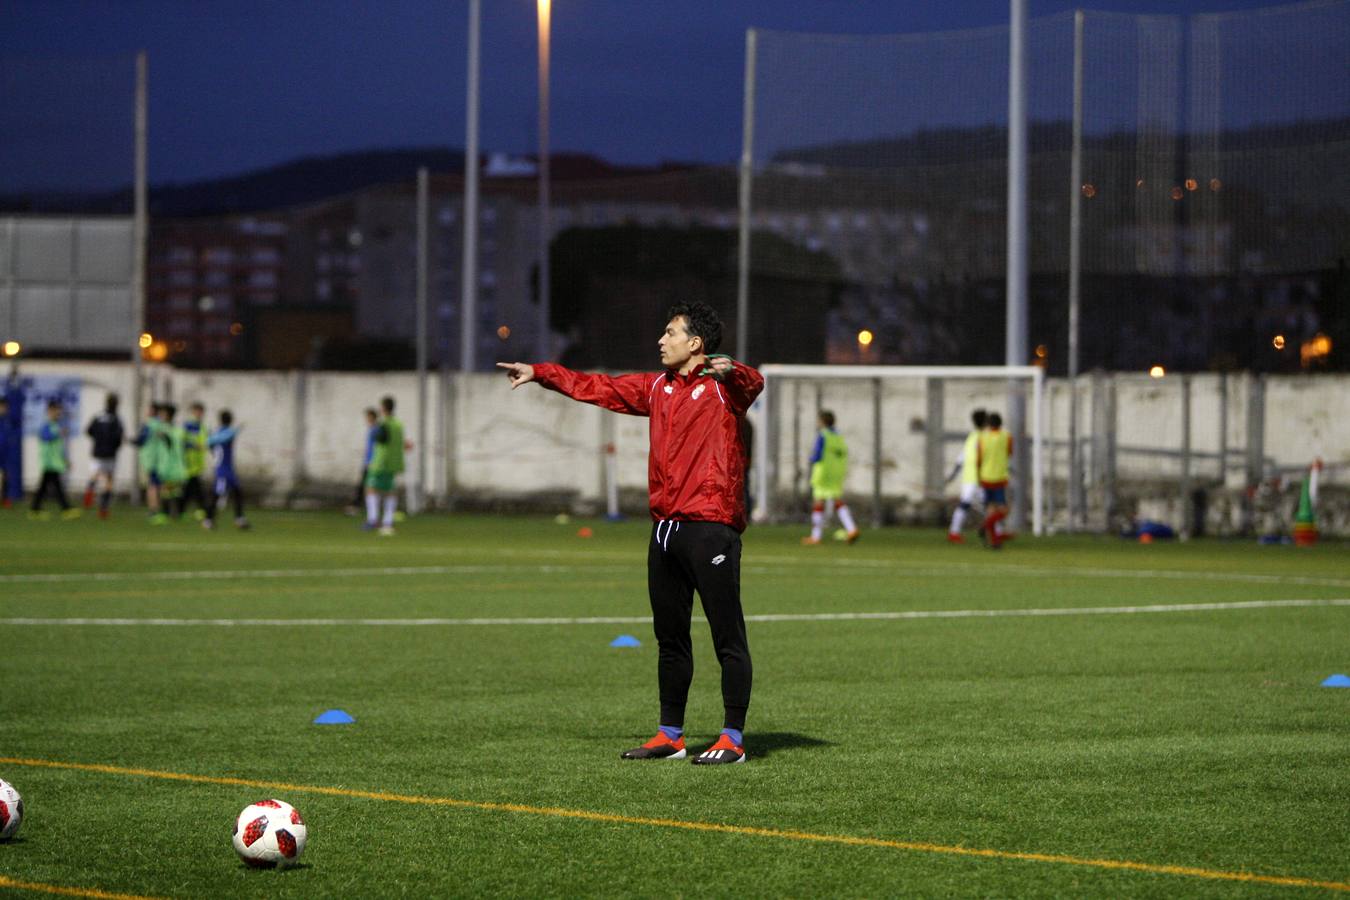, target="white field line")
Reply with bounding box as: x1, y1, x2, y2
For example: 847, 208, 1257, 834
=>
2, 560, 1347, 590
6, 539, 1348, 588
0, 564, 628, 584
3, 598, 1347, 627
